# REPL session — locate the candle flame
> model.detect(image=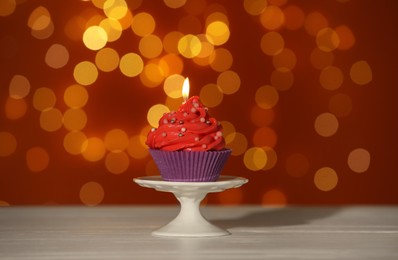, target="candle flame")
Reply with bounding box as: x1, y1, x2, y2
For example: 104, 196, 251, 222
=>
182, 77, 190, 102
